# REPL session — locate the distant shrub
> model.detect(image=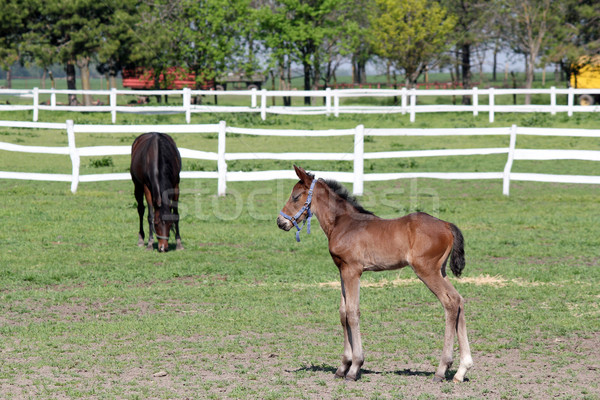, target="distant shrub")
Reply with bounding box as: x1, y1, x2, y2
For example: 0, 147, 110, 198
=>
89, 157, 114, 168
